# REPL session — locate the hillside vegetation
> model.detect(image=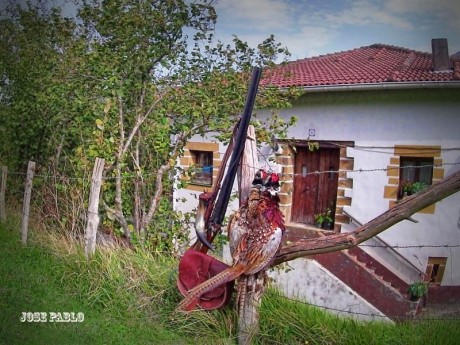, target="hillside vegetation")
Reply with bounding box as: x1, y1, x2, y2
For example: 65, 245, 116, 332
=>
1, 218, 460, 345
